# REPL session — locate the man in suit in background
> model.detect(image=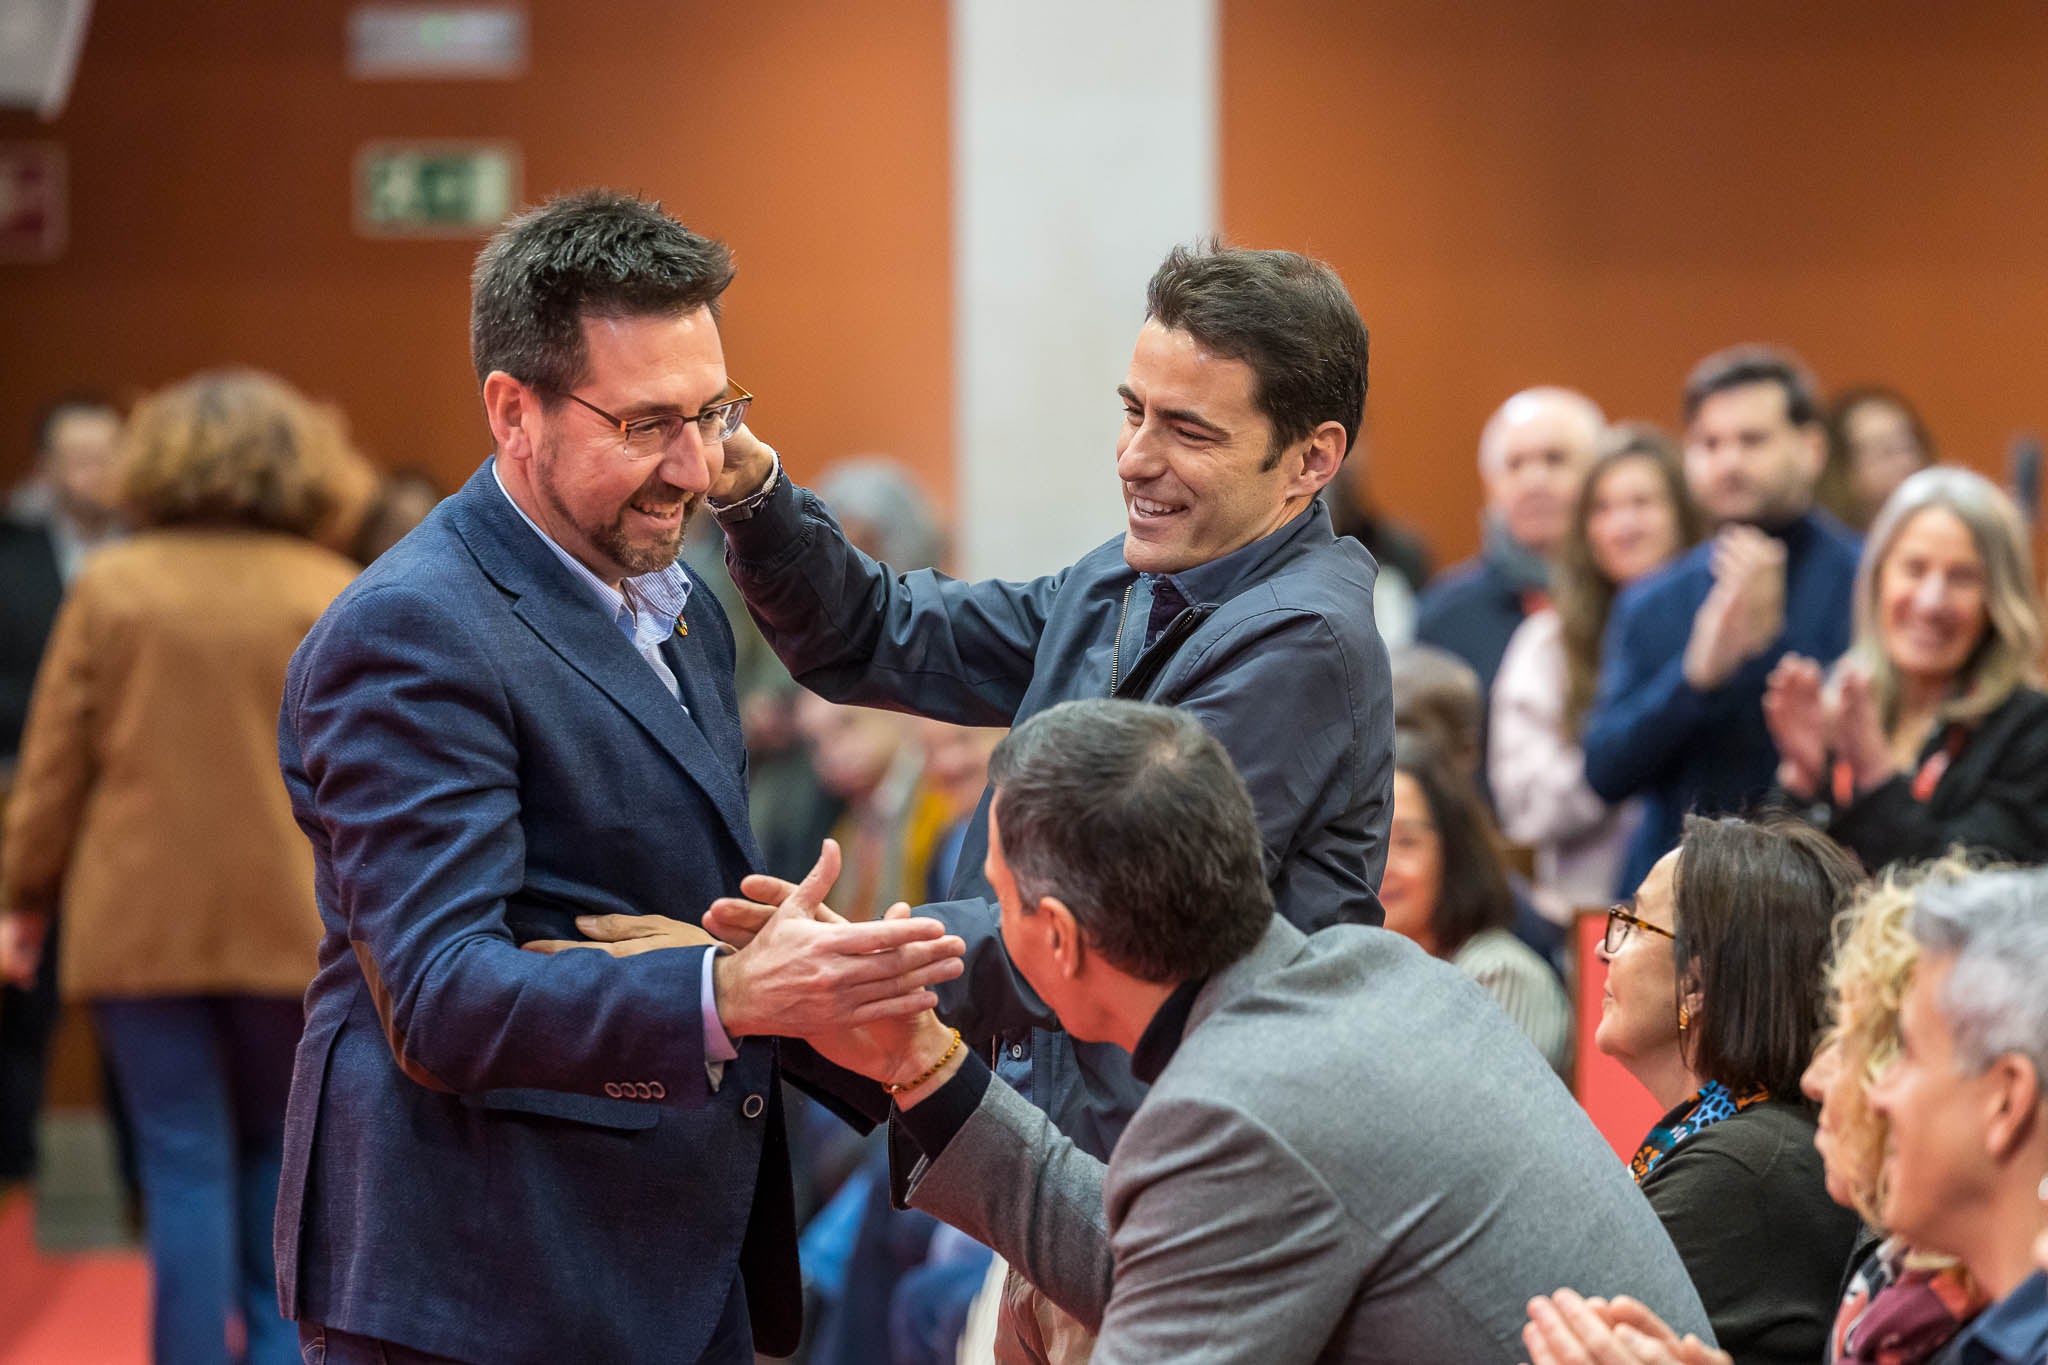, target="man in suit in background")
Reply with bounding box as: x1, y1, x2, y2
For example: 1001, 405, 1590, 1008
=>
1583, 345, 1859, 893
0, 394, 124, 1188
276, 191, 963, 1364
1415, 386, 1603, 804
795, 697, 1713, 1363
